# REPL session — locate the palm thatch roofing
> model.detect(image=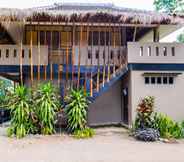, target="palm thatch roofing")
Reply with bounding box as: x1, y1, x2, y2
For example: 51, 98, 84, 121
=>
0, 3, 183, 25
